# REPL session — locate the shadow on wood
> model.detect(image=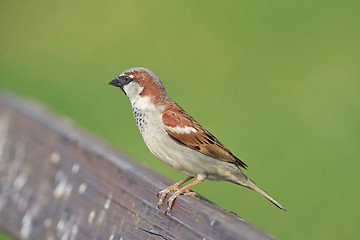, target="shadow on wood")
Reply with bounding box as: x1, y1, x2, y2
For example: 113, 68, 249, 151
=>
0, 92, 278, 240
